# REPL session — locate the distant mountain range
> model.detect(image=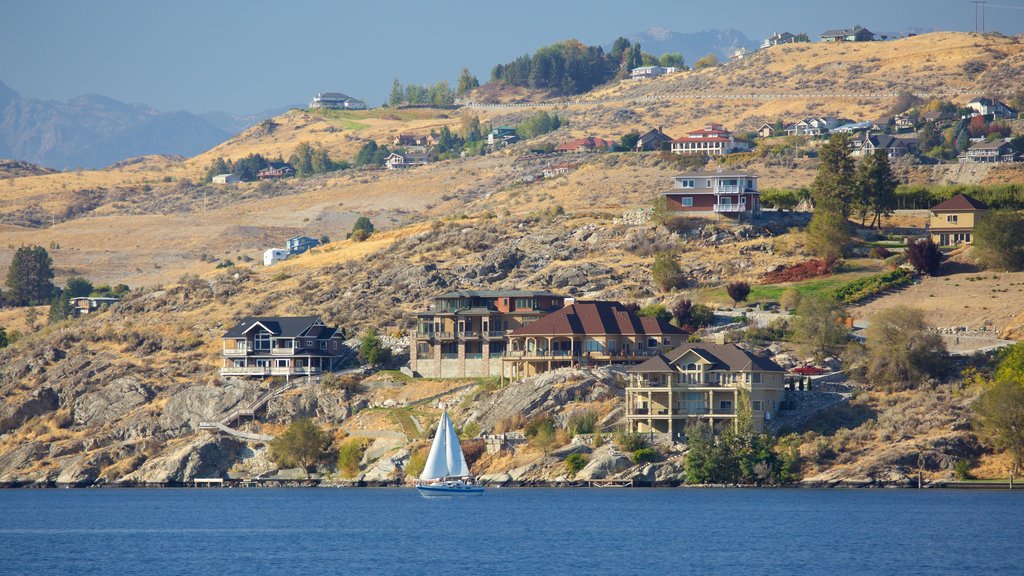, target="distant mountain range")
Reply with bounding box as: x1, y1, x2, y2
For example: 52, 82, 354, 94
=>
621, 27, 758, 63
0, 81, 292, 170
